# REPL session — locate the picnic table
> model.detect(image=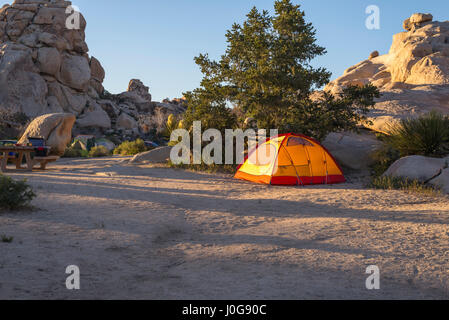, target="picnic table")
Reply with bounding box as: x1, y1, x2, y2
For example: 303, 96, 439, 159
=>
0, 146, 59, 172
